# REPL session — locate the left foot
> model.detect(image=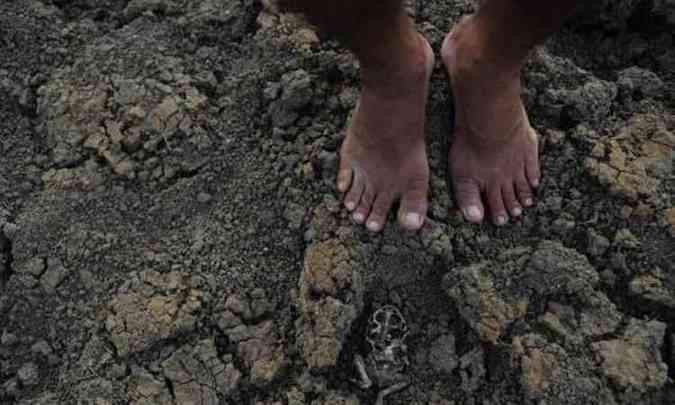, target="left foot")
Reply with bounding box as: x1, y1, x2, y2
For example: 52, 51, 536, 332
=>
442, 16, 540, 226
